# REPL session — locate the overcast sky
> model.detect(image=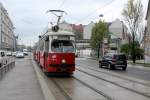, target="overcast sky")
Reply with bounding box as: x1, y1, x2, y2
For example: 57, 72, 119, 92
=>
0, 0, 149, 46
